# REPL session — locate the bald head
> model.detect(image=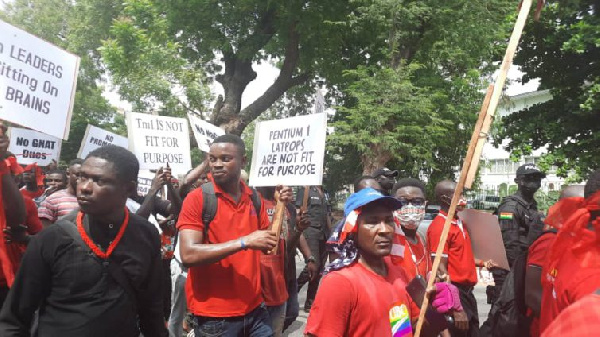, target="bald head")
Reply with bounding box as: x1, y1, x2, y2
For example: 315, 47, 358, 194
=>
435, 180, 457, 206
560, 185, 585, 199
